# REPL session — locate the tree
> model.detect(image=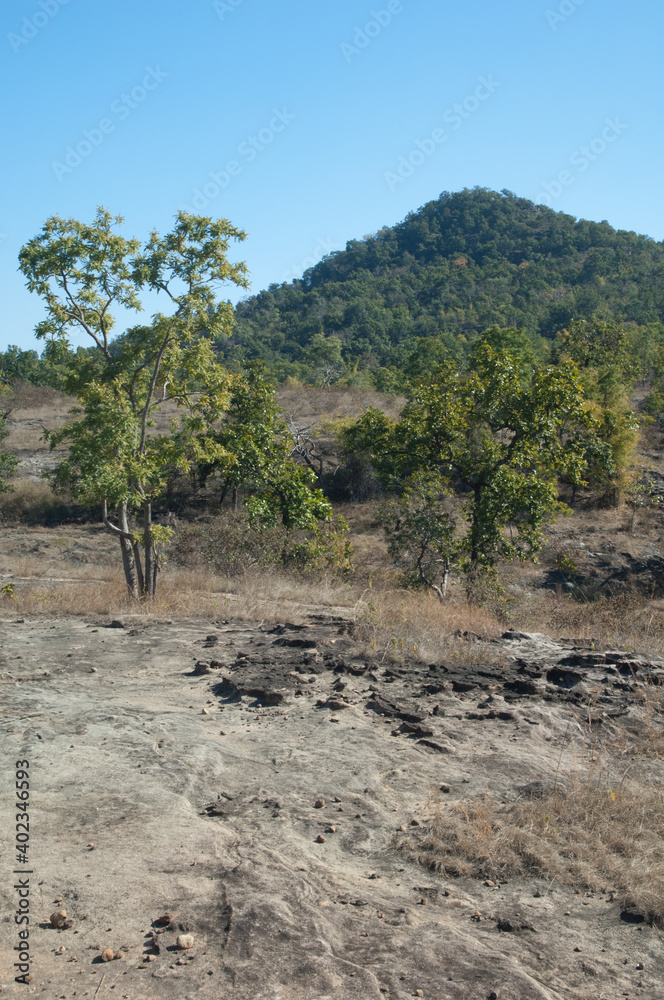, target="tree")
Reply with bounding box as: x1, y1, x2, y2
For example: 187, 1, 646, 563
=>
343, 344, 606, 592
555, 317, 639, 499
194, 361, 290, 507
378, 471, 460, 600
0, 407, 17, 493
19, 208, 250, 598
